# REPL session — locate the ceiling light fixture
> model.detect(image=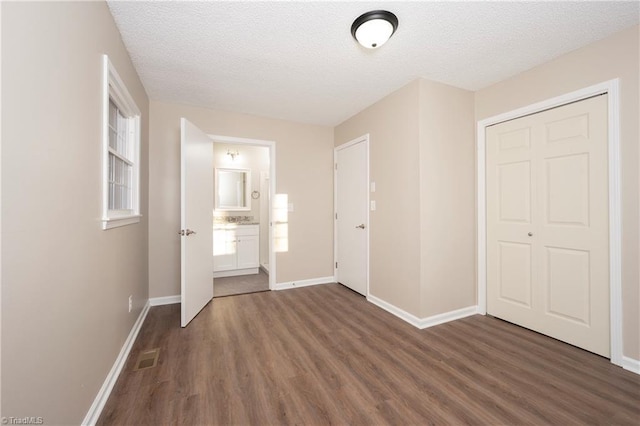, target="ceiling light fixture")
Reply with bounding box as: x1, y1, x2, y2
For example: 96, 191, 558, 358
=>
227, 149, 239, 161
351, 10, 398, 49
